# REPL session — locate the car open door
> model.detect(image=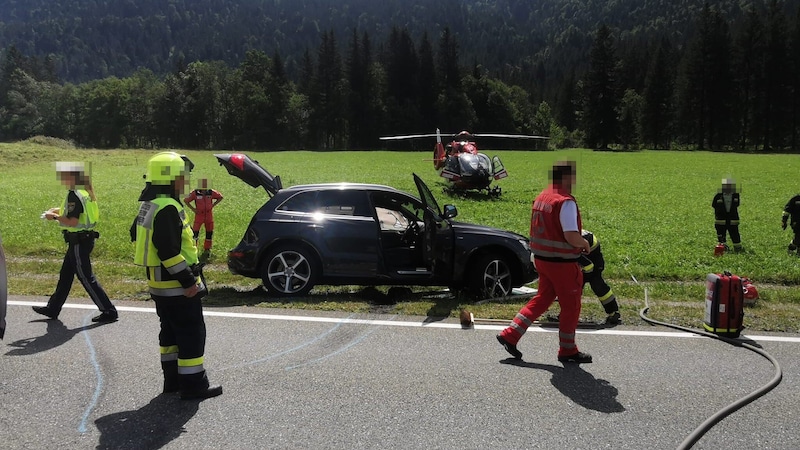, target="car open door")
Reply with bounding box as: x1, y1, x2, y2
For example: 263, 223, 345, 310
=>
413, 174, 454, 275
215, 153, 282, 197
